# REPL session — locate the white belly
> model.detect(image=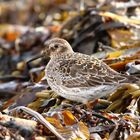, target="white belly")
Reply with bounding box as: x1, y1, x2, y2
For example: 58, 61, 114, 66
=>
48, 80, 116, 103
